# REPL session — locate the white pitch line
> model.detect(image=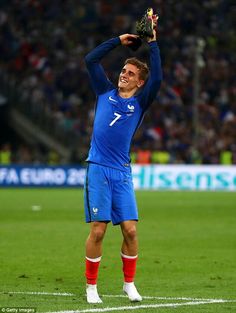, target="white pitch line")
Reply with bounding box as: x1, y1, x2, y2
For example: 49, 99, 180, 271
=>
102, 294, 223, 301
1, 291, 233, 303
1, 290, 236, 313
45, 299, 231, 313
